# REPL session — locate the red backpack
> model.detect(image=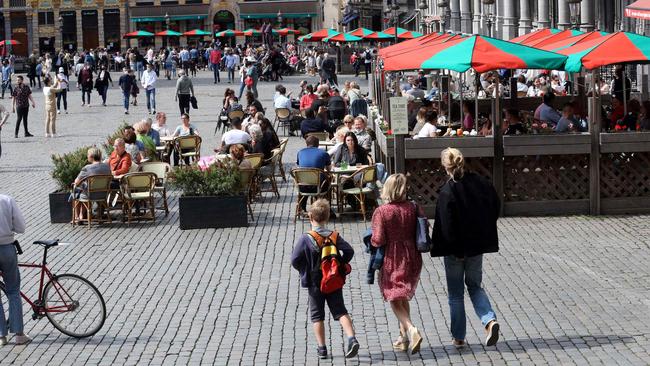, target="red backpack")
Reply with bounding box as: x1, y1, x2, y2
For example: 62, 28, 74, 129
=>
308, 231, 351, 294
